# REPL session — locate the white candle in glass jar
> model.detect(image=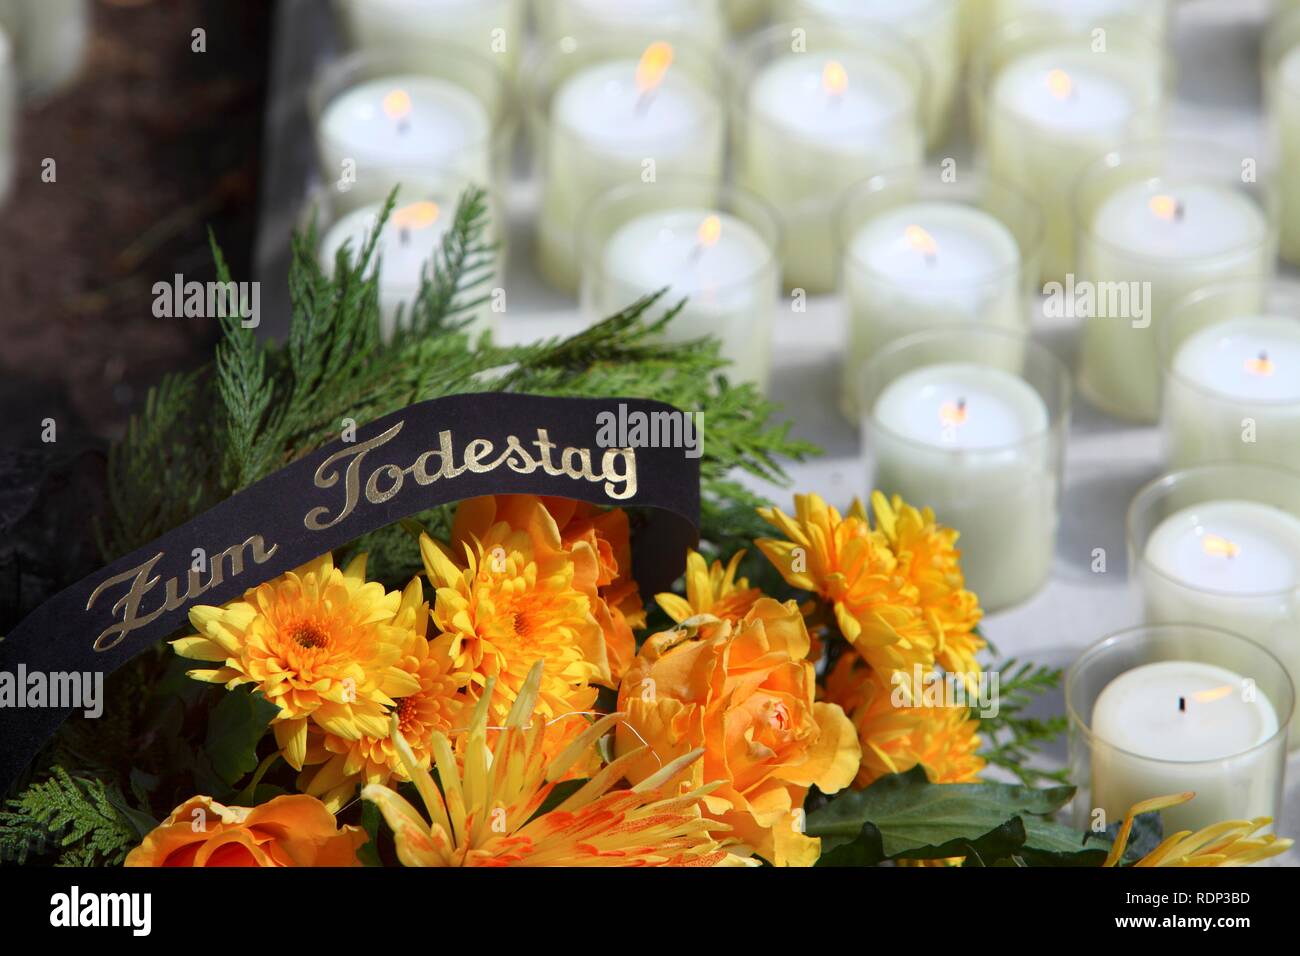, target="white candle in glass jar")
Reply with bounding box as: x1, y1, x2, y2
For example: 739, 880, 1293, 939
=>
870, 362, 1056, 610
993, 0, 1169, 34
985, 48, 1162, 284
842, 204, 1022, 418
538, 44, 724, 293
739, 52, 922, 292
1090, 661, 1281, 833
595, 209, 776, 388
336, 0, 525, 76
316, 75, 493, 184
1165, 316, 1300, 471
318, 199, 495, 341
785, 0, 959, 146
1080, 182, 1272, 422
1141, 500, 1300, 738
0, 0, 88, 98
540, 0, 726, 51
1276, 47, 1300, 265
